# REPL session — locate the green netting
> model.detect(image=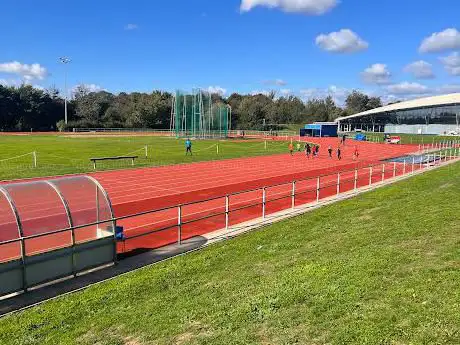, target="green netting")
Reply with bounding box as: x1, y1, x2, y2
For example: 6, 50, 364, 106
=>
171, 89, 229, 138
